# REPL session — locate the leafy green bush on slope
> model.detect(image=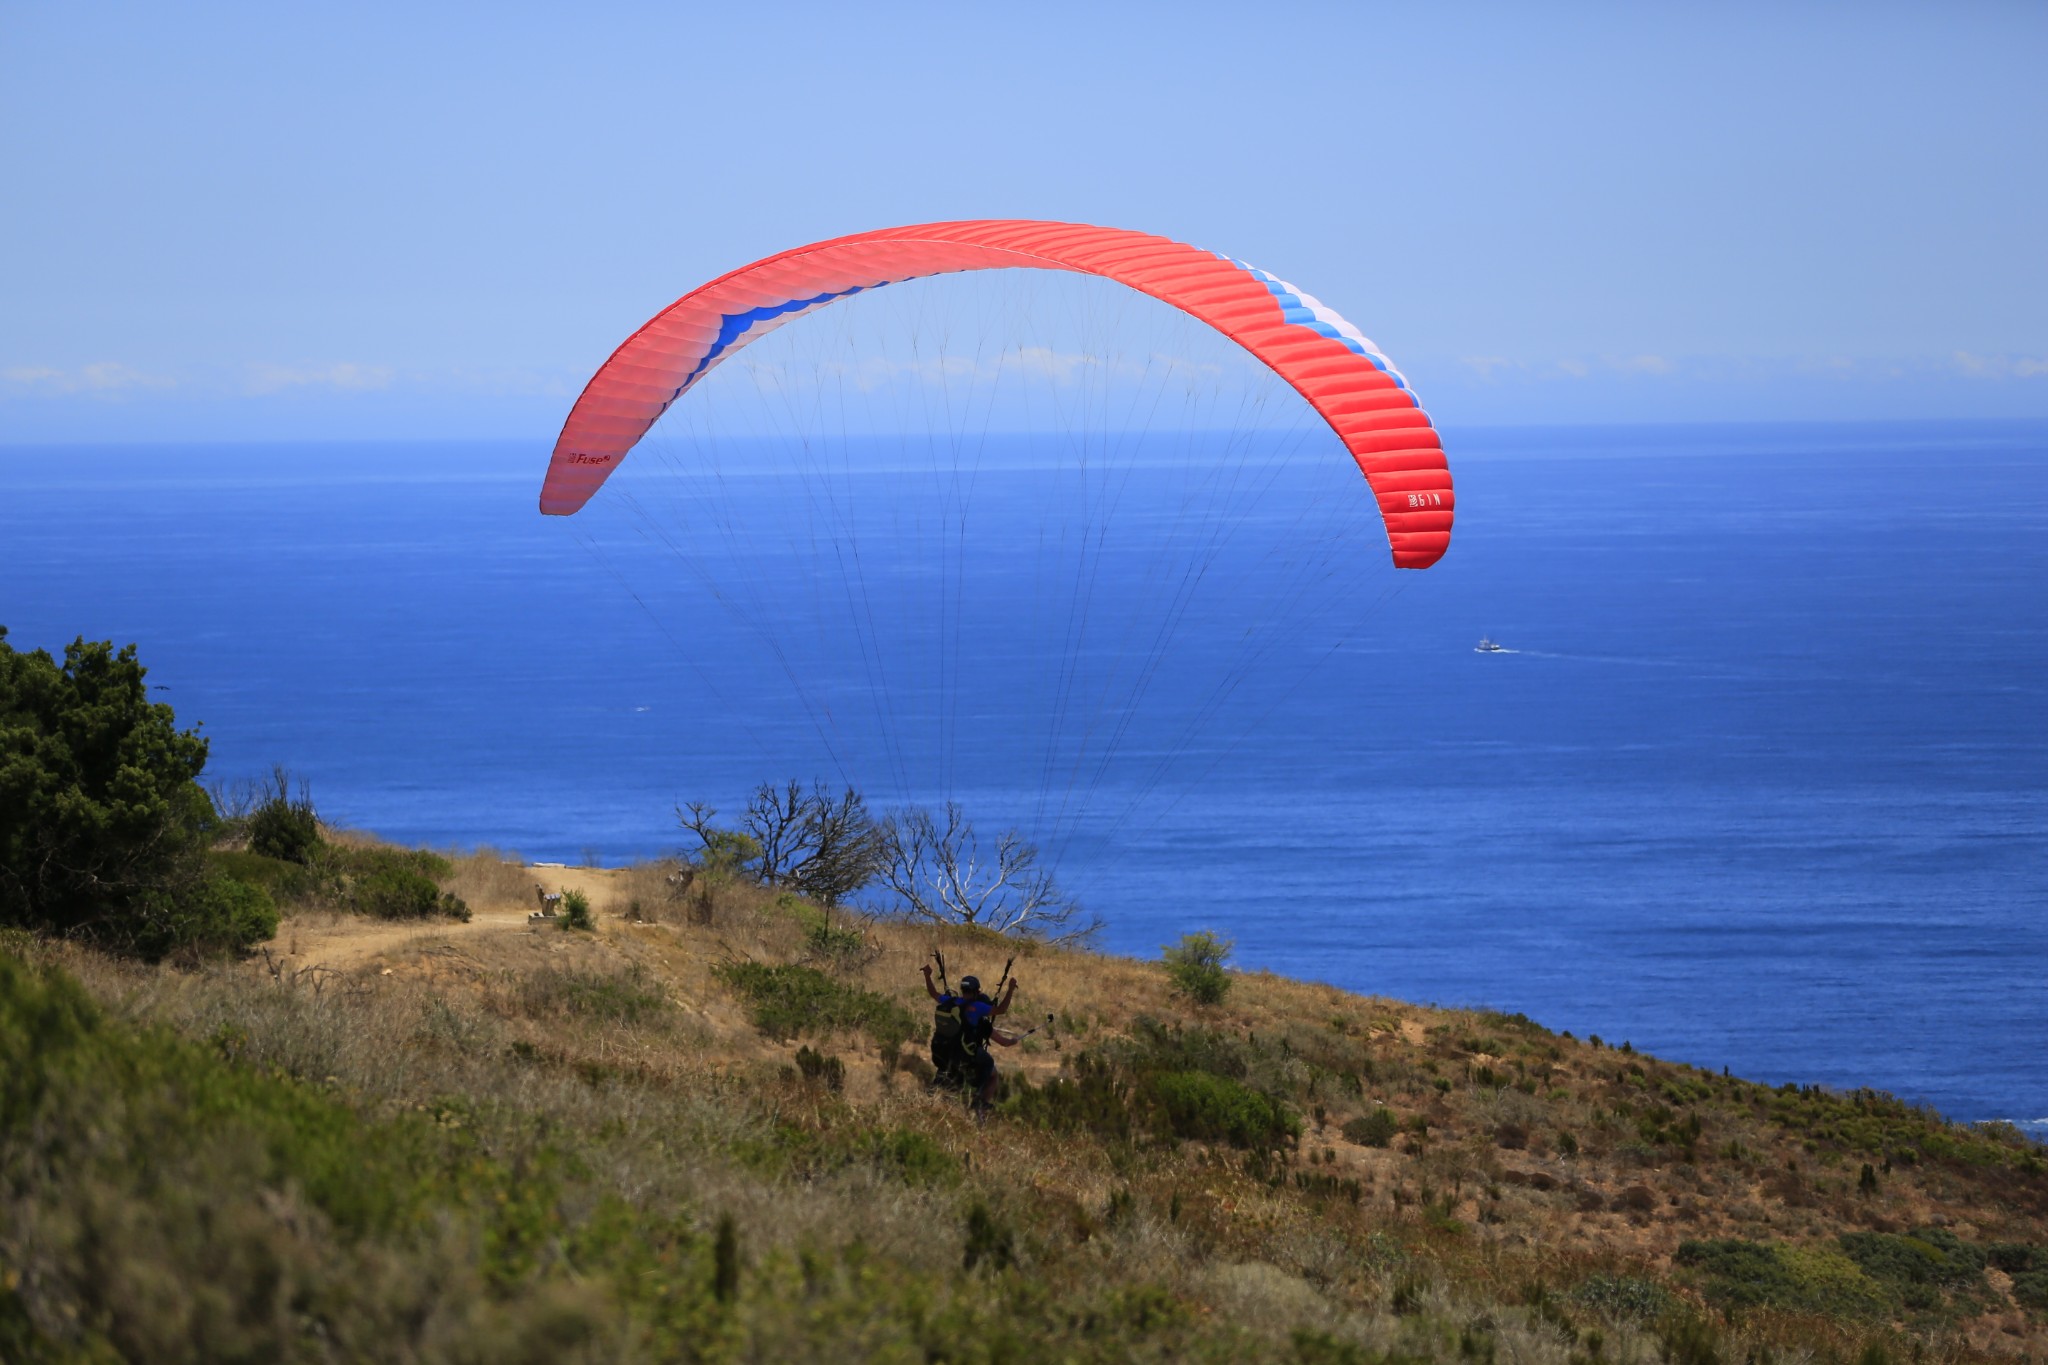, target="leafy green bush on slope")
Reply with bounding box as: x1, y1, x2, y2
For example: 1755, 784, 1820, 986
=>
714, 960, 918, 1051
